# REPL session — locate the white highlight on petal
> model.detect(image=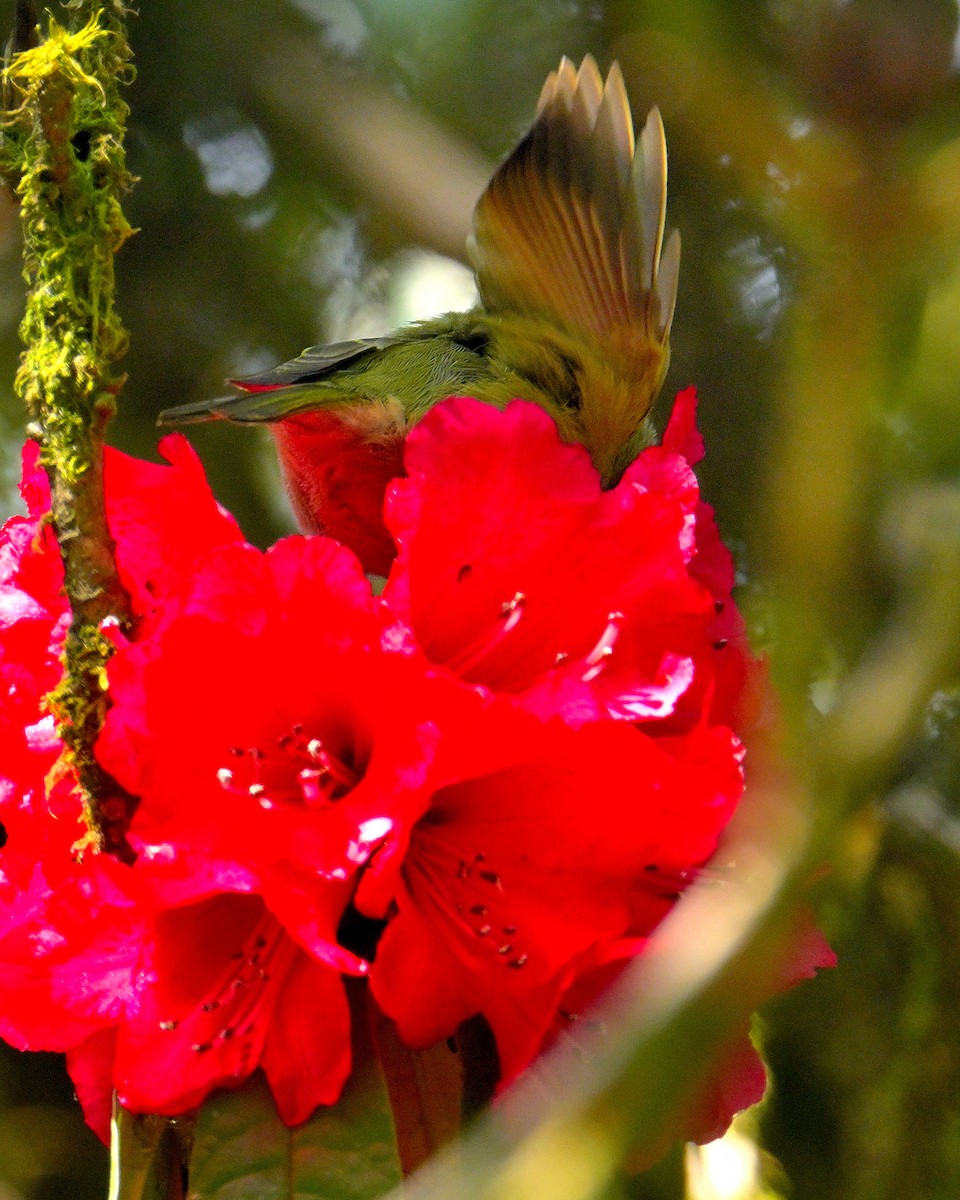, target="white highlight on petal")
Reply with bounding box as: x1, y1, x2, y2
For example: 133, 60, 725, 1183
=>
611, 654, 695, 720
139, 842, 176, 863
358, 816, 393, 844
344, 817, 394, 867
